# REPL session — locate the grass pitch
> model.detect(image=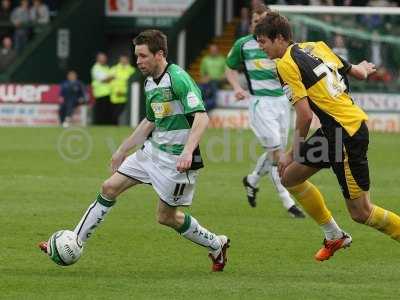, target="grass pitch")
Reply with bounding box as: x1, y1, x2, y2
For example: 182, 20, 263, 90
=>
1, 127, 400, 299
